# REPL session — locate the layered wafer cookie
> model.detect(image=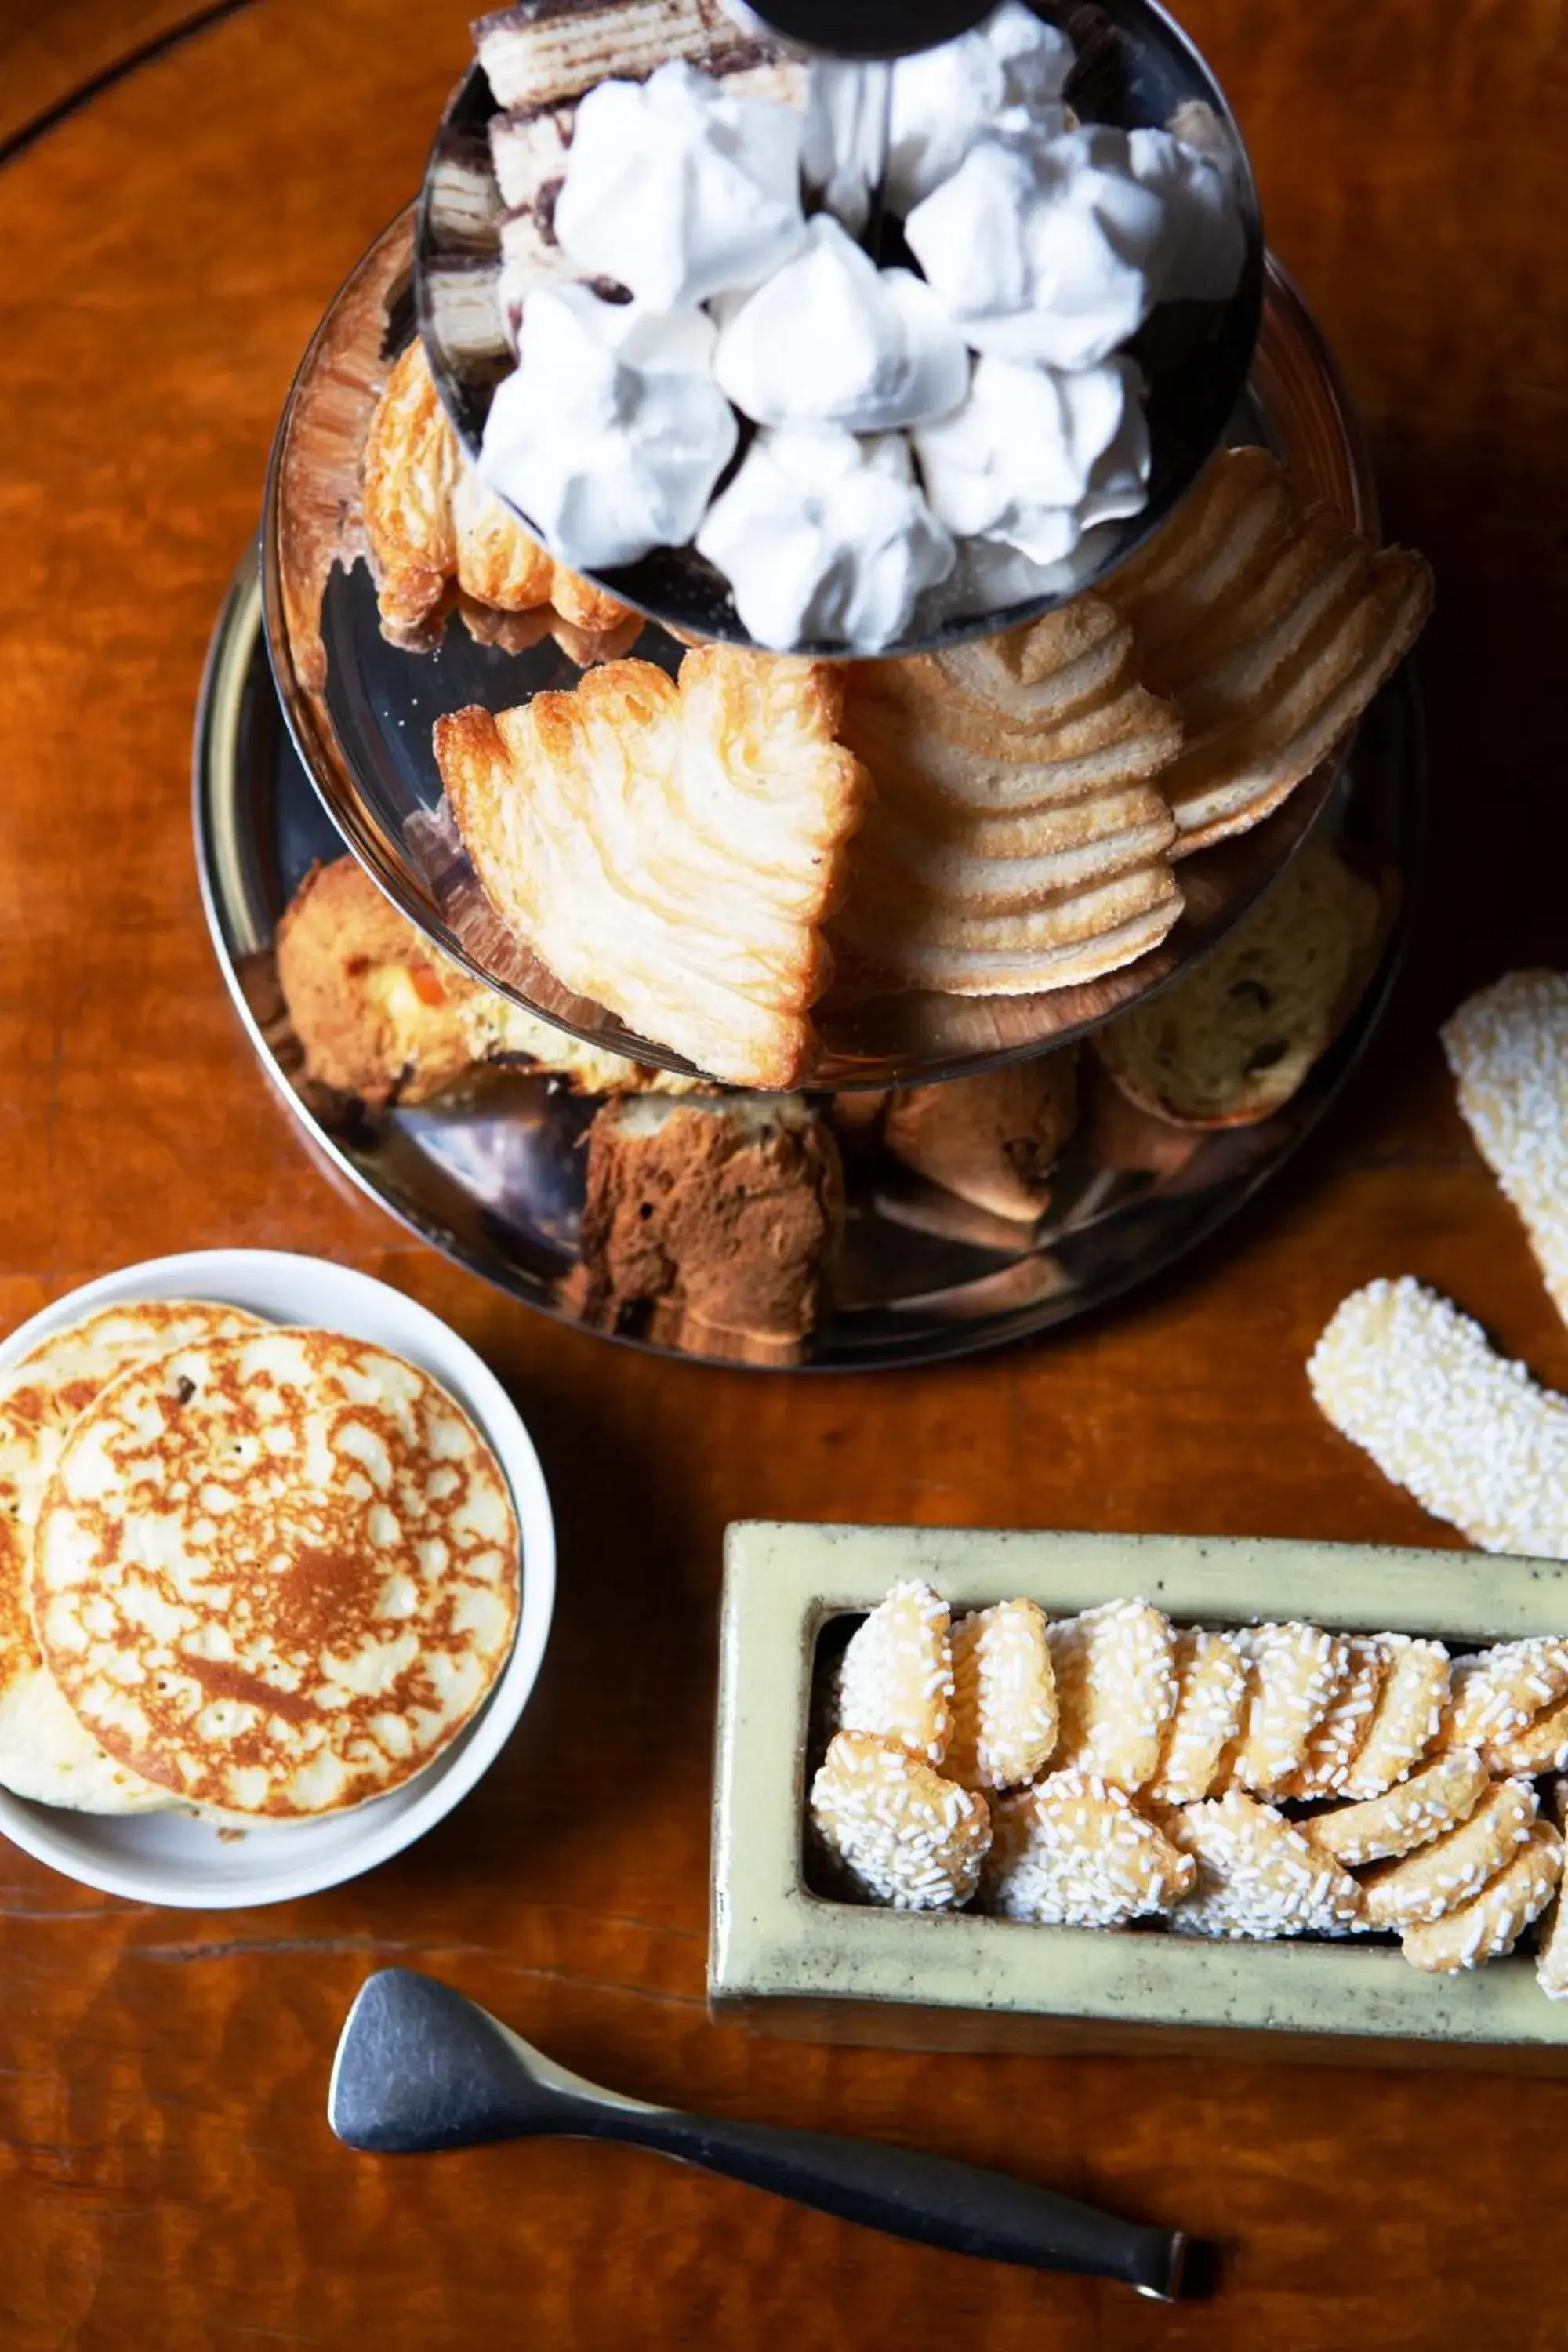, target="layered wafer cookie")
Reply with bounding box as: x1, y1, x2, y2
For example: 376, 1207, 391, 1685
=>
1303, 1748, 1489, 1871
834, 1580, 953, 1766
1280, 1635, 1386, 1800
1359, 1777, 1537, 1931
982, 1771, 1194, 1928
1226, 1621, 1347, 1800
1338, 1634, 1450, 1799
1164, 1790, 1363, 1940
473, 0, 760, 110
1535, 1784, 1568, 1999
945, 1601, 1058, 1792
1441, 1639, 1568, 1754
1403, 1821, 1563, 1975
1442, 971, 1568, 1327
809, 1732, 990, 1911
1308, 1278, 1568, 1558
1146, 1627, 1249, 1804
1103, 445, 1433, 854
1047, 1600, 1177, 1790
